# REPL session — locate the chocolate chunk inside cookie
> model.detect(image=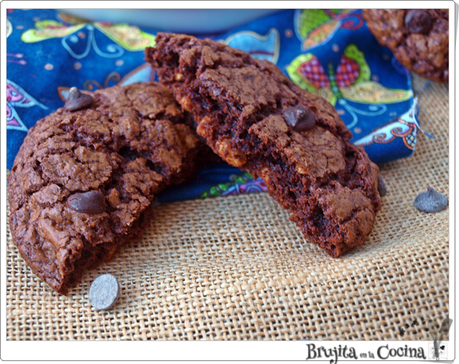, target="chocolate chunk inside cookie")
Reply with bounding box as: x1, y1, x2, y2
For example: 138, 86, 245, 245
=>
283, 106, 316, 131
405, 10, 432, 35
67, 190, 106, 214
64, 87, 94, 111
